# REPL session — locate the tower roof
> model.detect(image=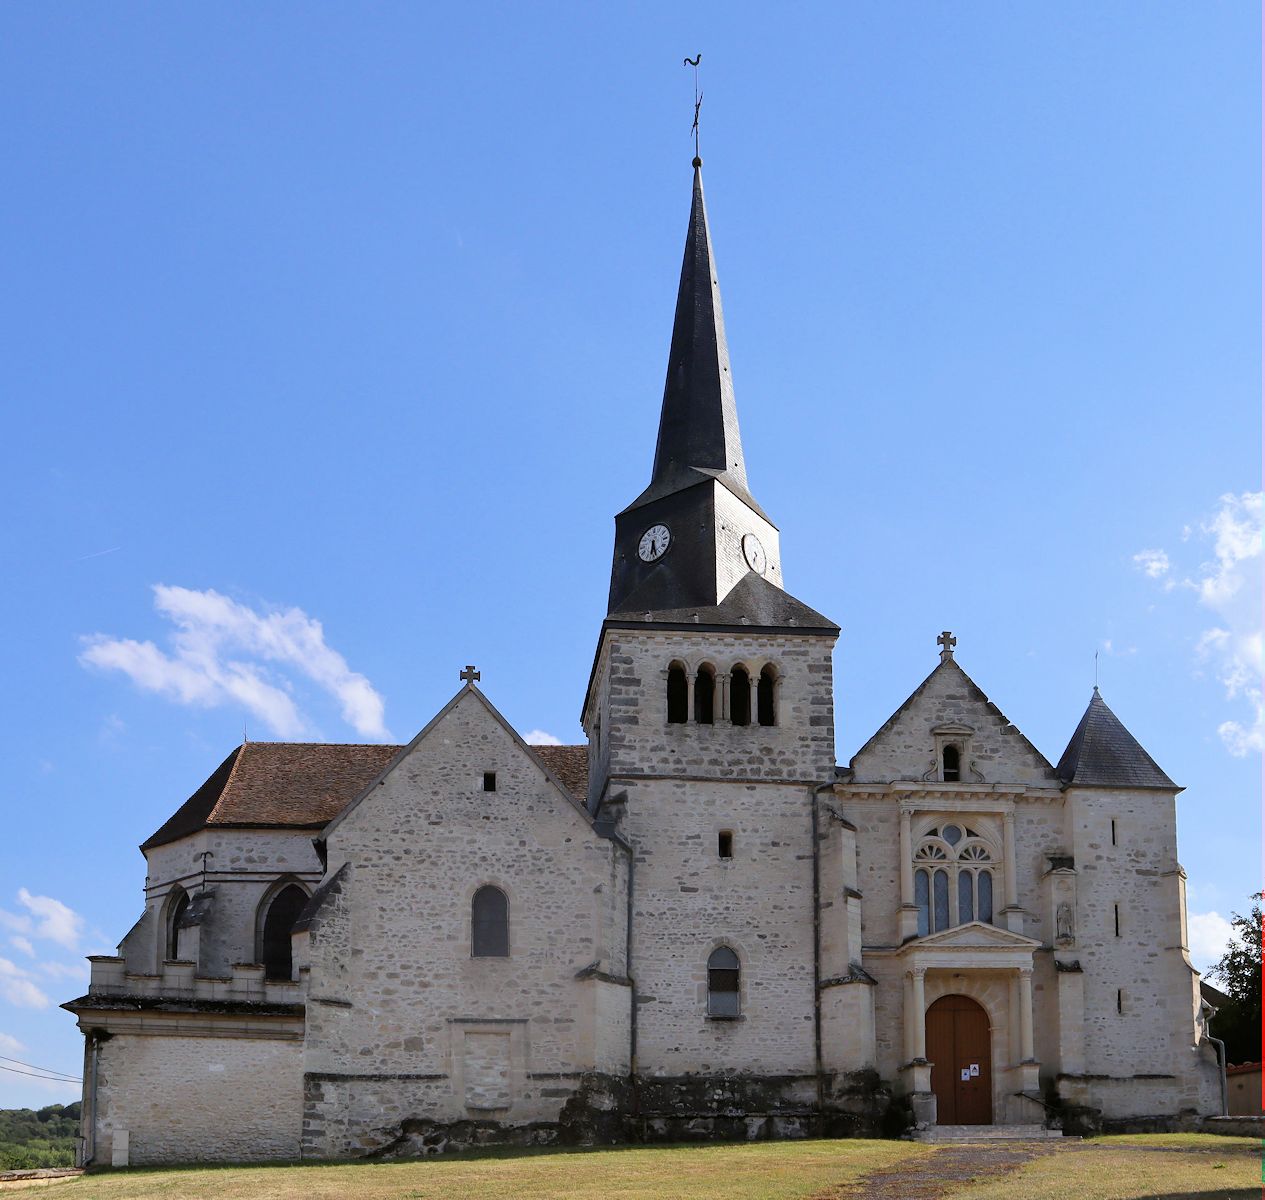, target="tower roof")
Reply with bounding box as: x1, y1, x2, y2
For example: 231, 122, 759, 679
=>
626, 161, 759, 515
1056, 688, 1178, 789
